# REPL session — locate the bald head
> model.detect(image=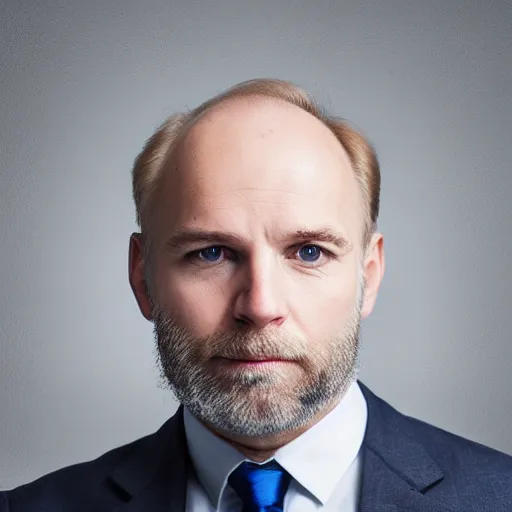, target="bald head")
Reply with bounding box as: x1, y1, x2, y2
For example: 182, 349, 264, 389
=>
180, 96, 354, 180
